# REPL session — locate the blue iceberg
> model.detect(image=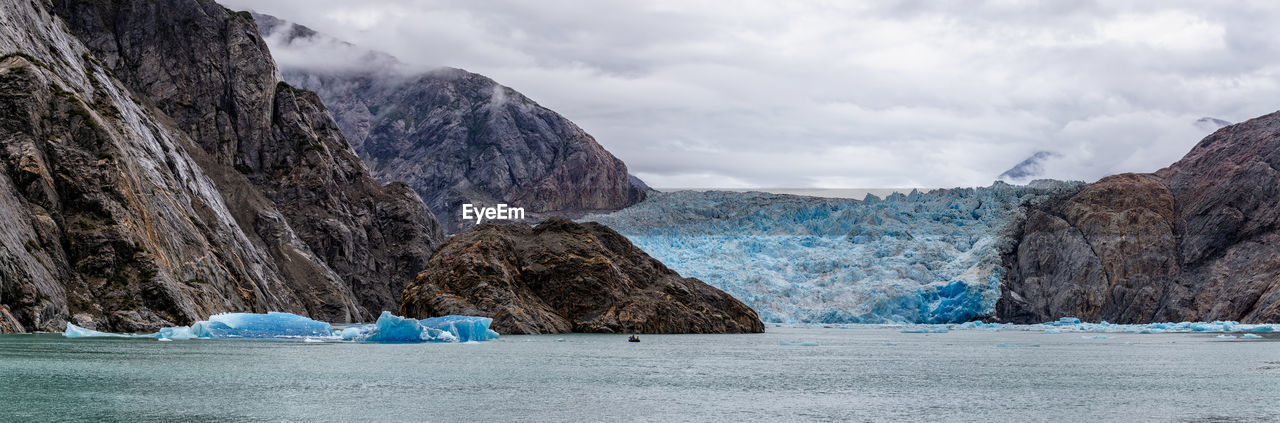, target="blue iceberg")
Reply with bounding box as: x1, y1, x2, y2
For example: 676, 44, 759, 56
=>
63, 311, 498, 343
188, 312, 333, 339
65, 312, 333, 340
340, 311, 499, 343
64, 324, 153, 338
422, 315, 501, 342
